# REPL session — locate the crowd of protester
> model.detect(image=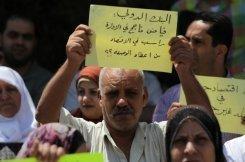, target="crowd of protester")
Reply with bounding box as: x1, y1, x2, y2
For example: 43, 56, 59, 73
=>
0, 0, 244, 162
